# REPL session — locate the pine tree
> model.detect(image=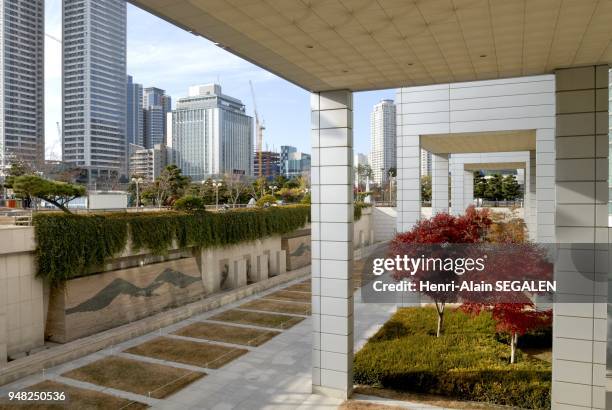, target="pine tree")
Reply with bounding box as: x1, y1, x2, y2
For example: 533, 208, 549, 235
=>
502, 174, 521, 200
484, 174, 504, 201
473, 172, 486, 199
